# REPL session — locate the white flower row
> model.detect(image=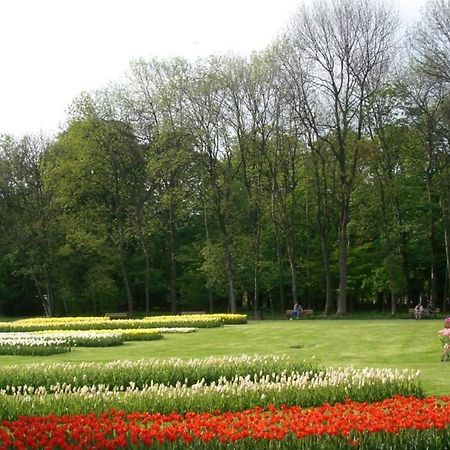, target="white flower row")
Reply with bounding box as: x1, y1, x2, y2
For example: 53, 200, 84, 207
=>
0, 331, 124, 350
0, 366, 419, 397
34, 331, 123, 340
154, 327, 197, 333
0, 335, 68, 347
0, 354, 292, 373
